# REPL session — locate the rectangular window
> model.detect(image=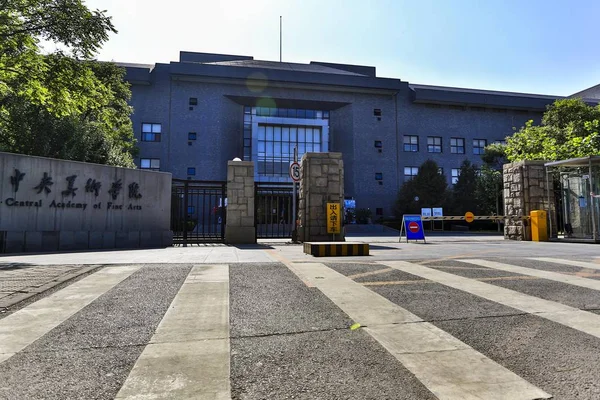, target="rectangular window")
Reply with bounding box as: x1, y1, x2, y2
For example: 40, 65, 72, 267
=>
187, 167, 196, 176
375, 172, 383, 181
450, 137, 465, 154
493, 139, 506, 145
376, 207, 383, 216
256, 124, 323, 177
427, 136, 442, 153
374, 109, 382, 117
404, 166, 419, 180
141, 123, 161, 142
140, 158, 160, 171
438, 167, 444, 175
403, 135, 419, 152
187, 206, 196, 214
473, 139, 487, 155
374, 140, 382, 148
451, 168, 460, 184
189, 97, 198, 106
188, 132, 197, 140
